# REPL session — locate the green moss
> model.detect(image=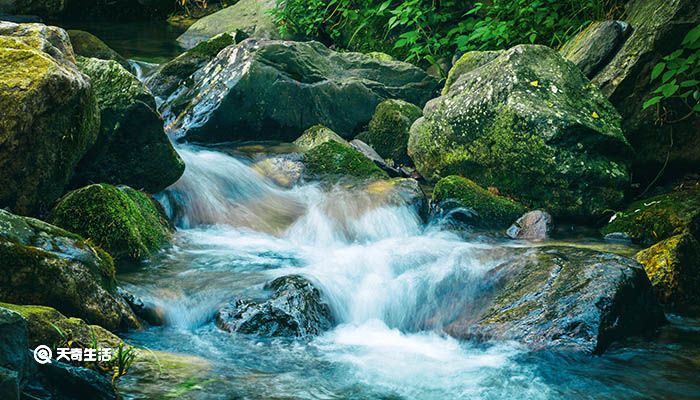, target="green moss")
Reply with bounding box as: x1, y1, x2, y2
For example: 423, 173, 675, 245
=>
49, 184, 171, 266
189, 33, 236, 58
293, 124, 348, 151
602, 185, 700, 245
366, 51, 395, 62
442, 50, 500, 95
433, 175, 526, 228
304, 141, 388, 180
68, 30, 129, 69
360, 99, 422, 166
